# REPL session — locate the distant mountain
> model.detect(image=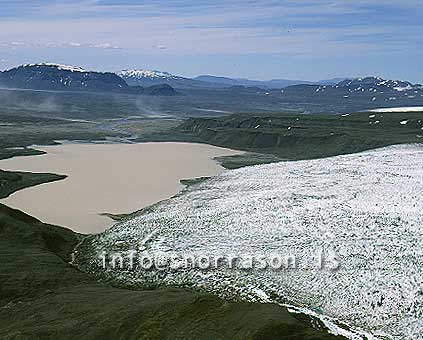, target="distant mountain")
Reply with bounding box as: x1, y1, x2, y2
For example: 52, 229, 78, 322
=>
243, 76, 423, 113
119, 70, 183, 84
118, 70, 223, 89
318, 78, 348, 85
278, 76, 422, 95
0, 63, 127, 92
119, 70, 351, 90
194, 75, 240, 86
120, 71, 327, 90
210, 75, 423, 114
143, 84, 176, 96
0, 64, 176, 95
194, 75, 315, 88
264, 78, 316, 88
336, 77, 422, 93
2, 64, 420, 108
